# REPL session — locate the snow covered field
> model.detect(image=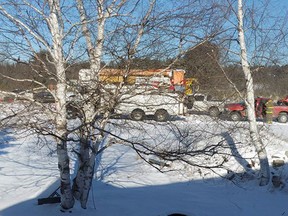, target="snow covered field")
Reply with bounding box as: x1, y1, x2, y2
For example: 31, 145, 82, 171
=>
1, 113, 288, 216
